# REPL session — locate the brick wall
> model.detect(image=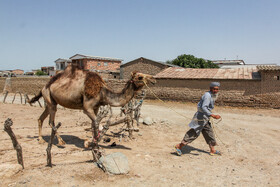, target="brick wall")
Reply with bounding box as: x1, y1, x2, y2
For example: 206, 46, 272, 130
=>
1, 77, 50, 94
98, 72, 120, 80
84, 59, 121, 71
1, 76, 279, 108
260, 70, 280, 93
145, 78, 280, 108
259, 70, 280, 108
0, 78, 6, 92
121, 58, 168, 79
